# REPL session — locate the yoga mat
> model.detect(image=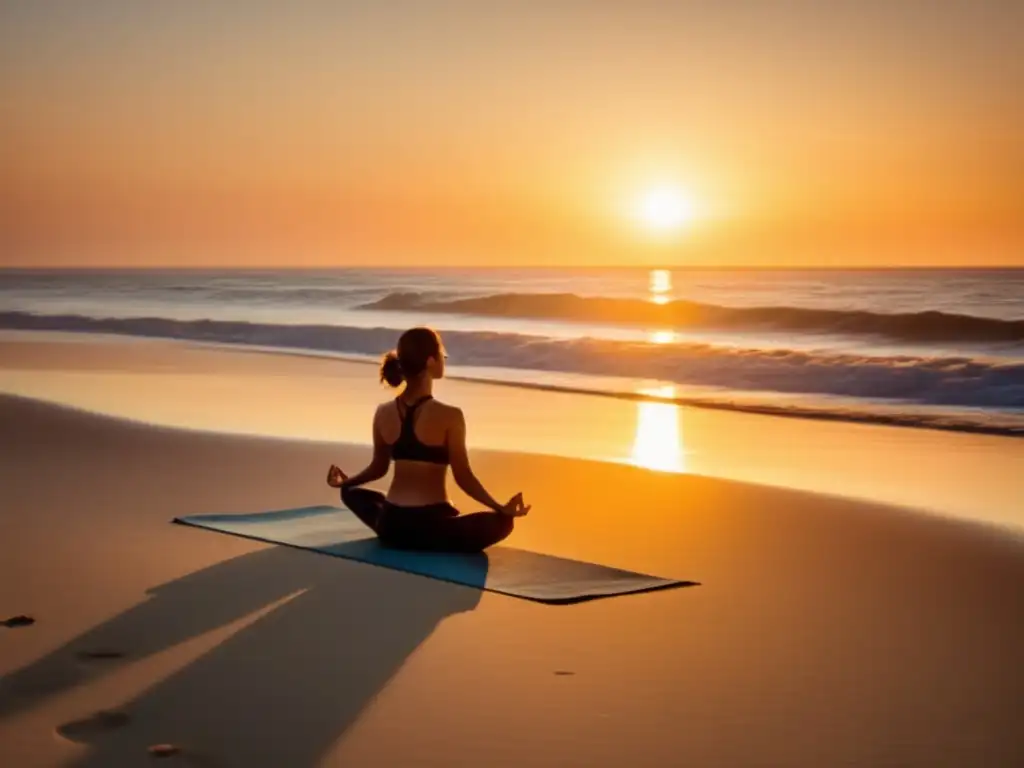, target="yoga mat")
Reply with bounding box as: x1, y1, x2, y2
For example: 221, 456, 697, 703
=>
174, 506, 697, 604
